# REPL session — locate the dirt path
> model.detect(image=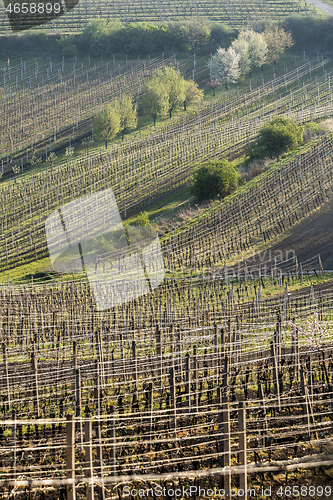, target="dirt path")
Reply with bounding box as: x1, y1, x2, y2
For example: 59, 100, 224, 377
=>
305, 0, 333, 16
